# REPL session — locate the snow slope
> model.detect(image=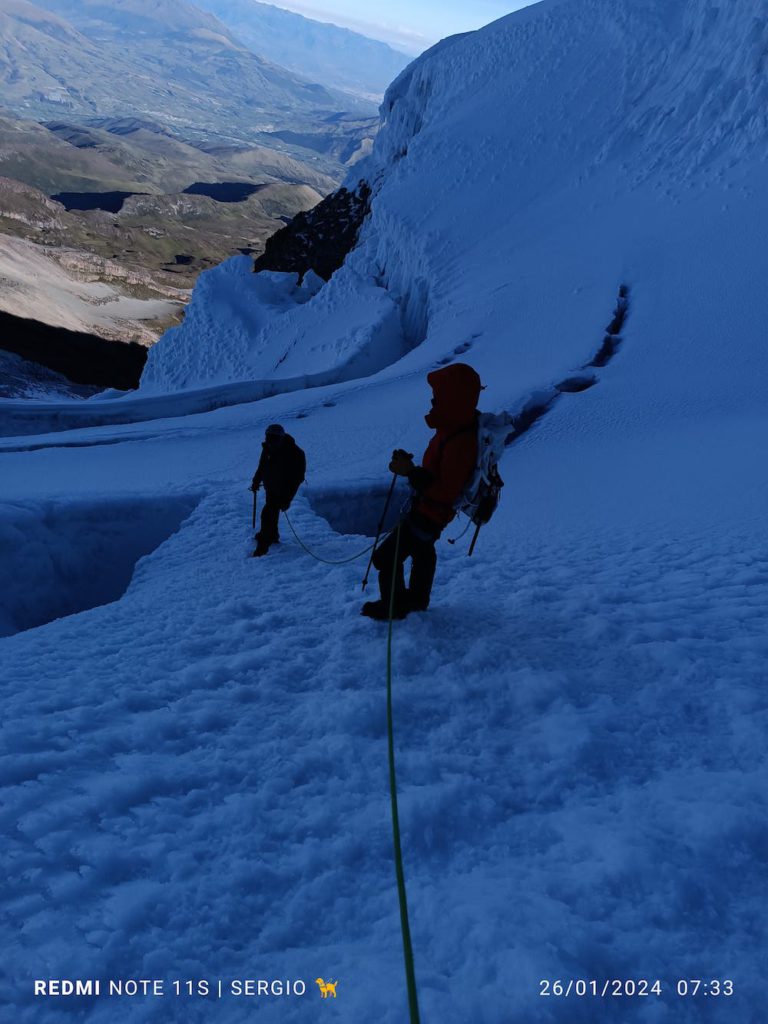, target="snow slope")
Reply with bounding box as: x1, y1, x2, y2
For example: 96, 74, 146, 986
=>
0, 350, 101, 400
2, 0, 768, 1022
